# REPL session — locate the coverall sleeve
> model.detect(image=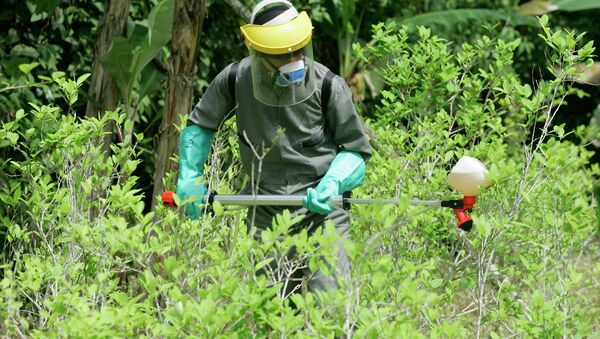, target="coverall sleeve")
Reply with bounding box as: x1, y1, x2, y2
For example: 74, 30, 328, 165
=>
188, 63, 236, 131
325, 75, 372, 161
